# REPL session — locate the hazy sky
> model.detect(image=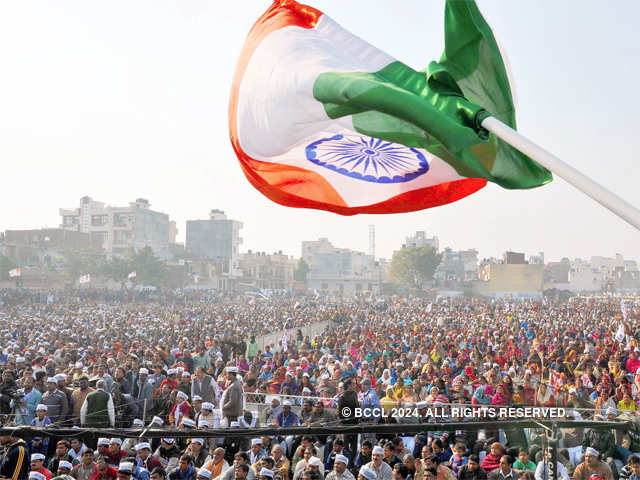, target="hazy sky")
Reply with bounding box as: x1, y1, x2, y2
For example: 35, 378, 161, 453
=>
1, 1, 639, 262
